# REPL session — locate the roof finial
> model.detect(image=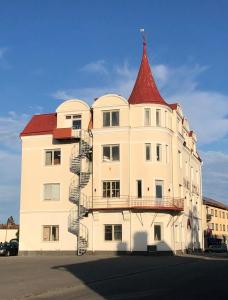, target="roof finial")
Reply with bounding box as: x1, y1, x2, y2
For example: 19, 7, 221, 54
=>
140, 28, 146, 47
